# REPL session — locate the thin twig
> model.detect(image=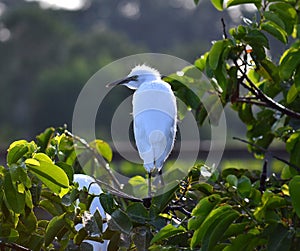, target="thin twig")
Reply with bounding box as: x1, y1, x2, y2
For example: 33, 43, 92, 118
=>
221, 18, 228, 39
94, 178, 143, 202
259, 160, 268, 192
64, 130, 121, 188
233, 137, 300, 172
236, 97, 269, 107
0, 242, 31, 251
